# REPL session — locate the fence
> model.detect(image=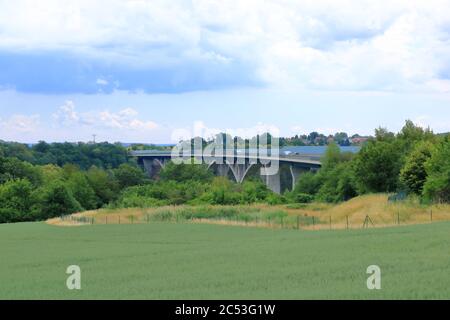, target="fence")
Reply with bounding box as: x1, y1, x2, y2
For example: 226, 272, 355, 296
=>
60, 208, 441, 230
